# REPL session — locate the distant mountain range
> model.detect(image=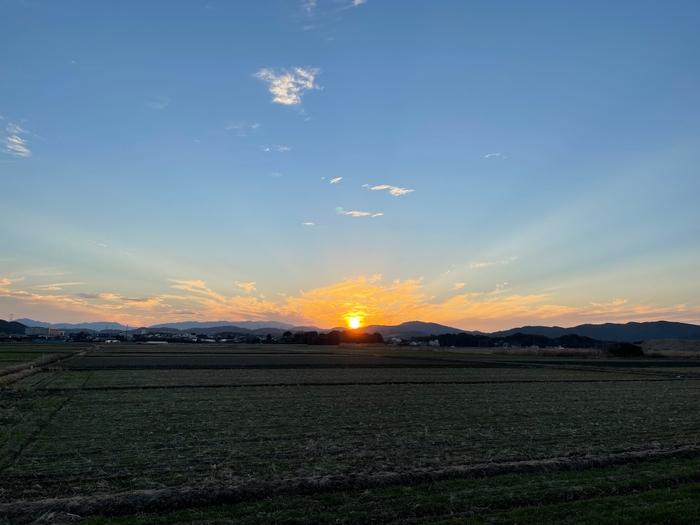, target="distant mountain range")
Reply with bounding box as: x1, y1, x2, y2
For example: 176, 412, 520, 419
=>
15, 319, 299, 332
488, 321, 700, 342
334, 321, 479, 339
148, 320, 297, 331
6, 318, 700, 342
